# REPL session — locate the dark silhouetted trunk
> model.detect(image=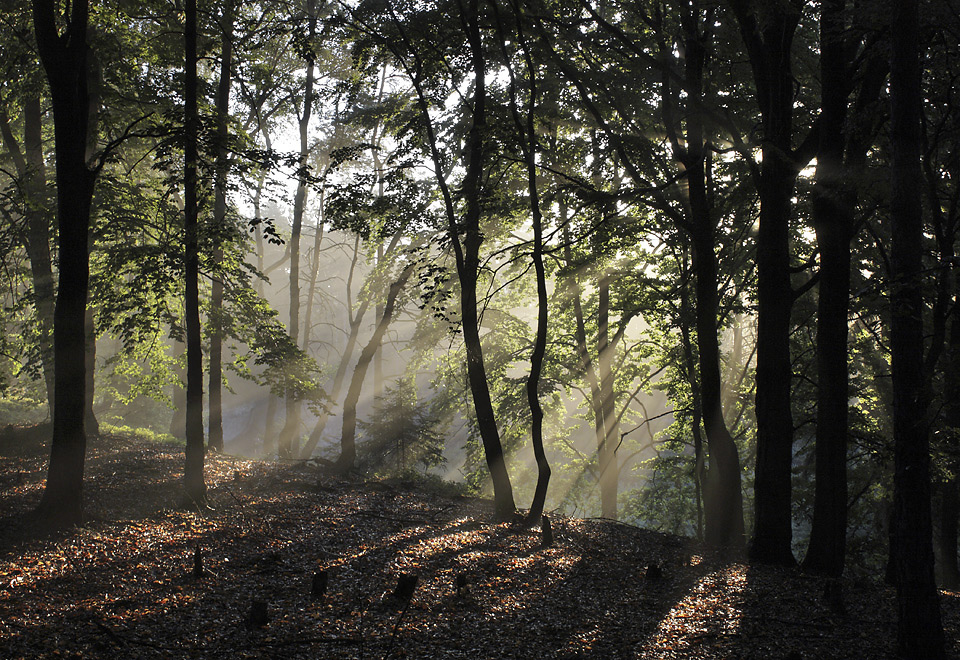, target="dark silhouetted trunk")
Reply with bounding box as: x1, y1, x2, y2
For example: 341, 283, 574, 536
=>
337, 264, 414, 471
511, 15, 551, 524
208, 0, 234, 453
888, 0, 945, 654
939, 477, 960, 589
183, 0, 206, 504
727, 0, 803, 565
279, 0, 317, 459
458, 3, 515, 519
661, 4, 744, 548
395, 0, 516, 518
803, 0, 852, 577
32, 0, 97, 528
